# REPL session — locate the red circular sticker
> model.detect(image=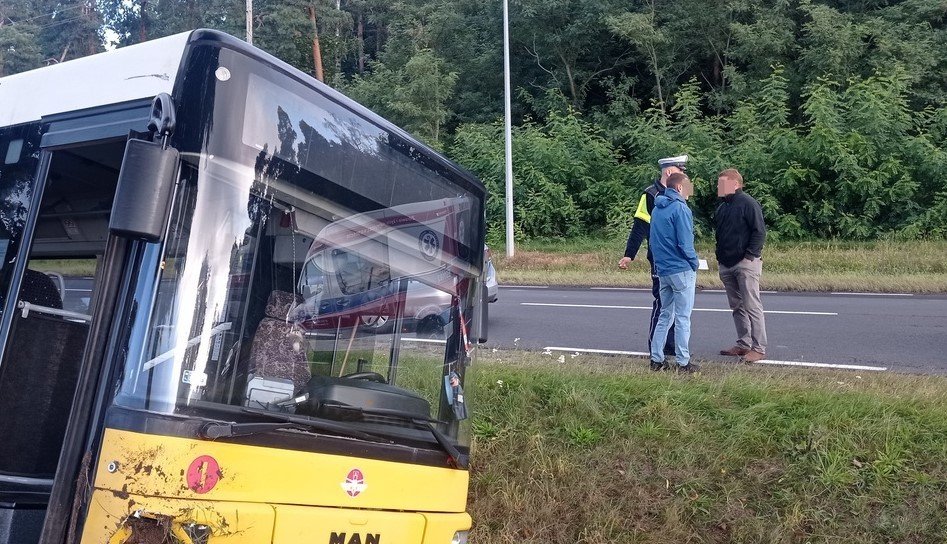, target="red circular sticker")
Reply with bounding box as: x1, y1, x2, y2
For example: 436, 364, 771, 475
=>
186, 455, 221, 494
342, 468, 367, 497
